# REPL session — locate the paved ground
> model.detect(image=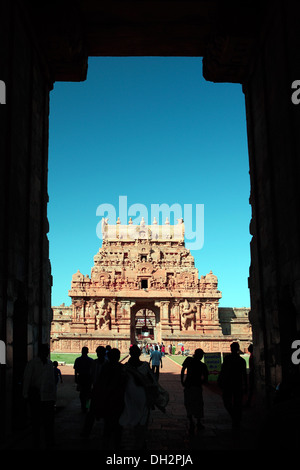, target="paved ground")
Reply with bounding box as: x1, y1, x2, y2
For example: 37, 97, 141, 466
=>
6, 356, 262, 453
